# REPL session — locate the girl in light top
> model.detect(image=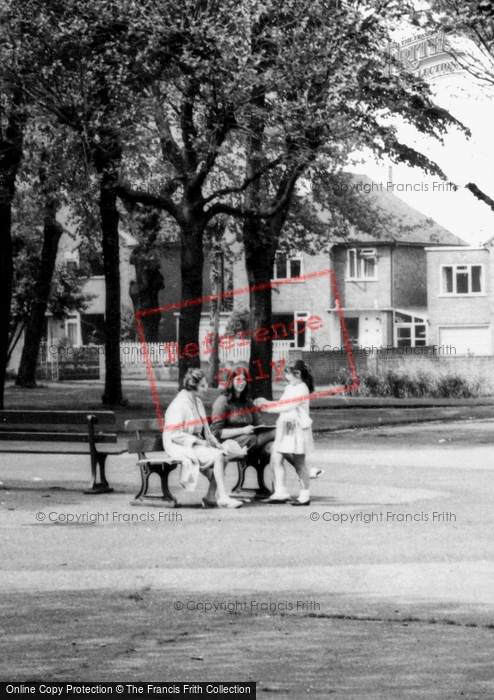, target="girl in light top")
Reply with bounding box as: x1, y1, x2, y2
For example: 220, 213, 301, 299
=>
254, 360, 315, 506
